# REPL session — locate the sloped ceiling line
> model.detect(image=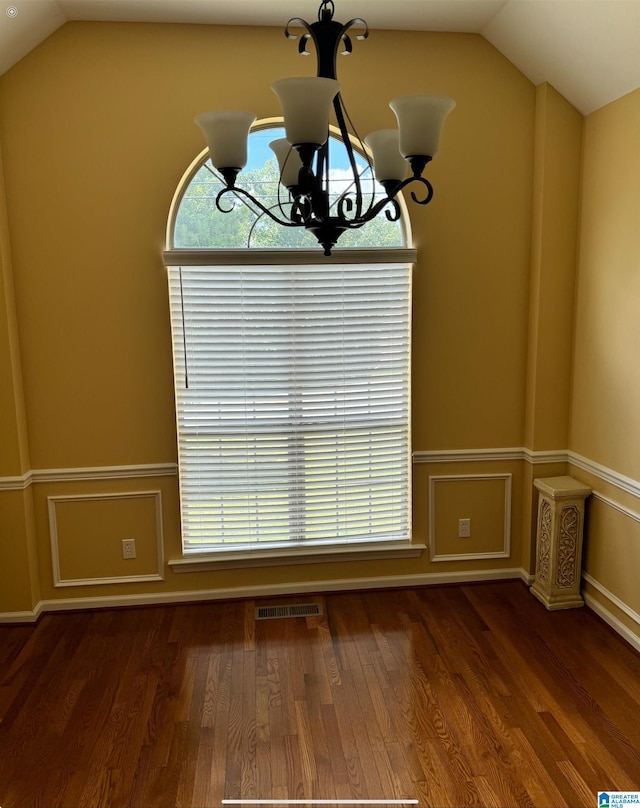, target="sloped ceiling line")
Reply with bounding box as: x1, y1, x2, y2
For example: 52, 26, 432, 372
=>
0, 0, 639, 114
